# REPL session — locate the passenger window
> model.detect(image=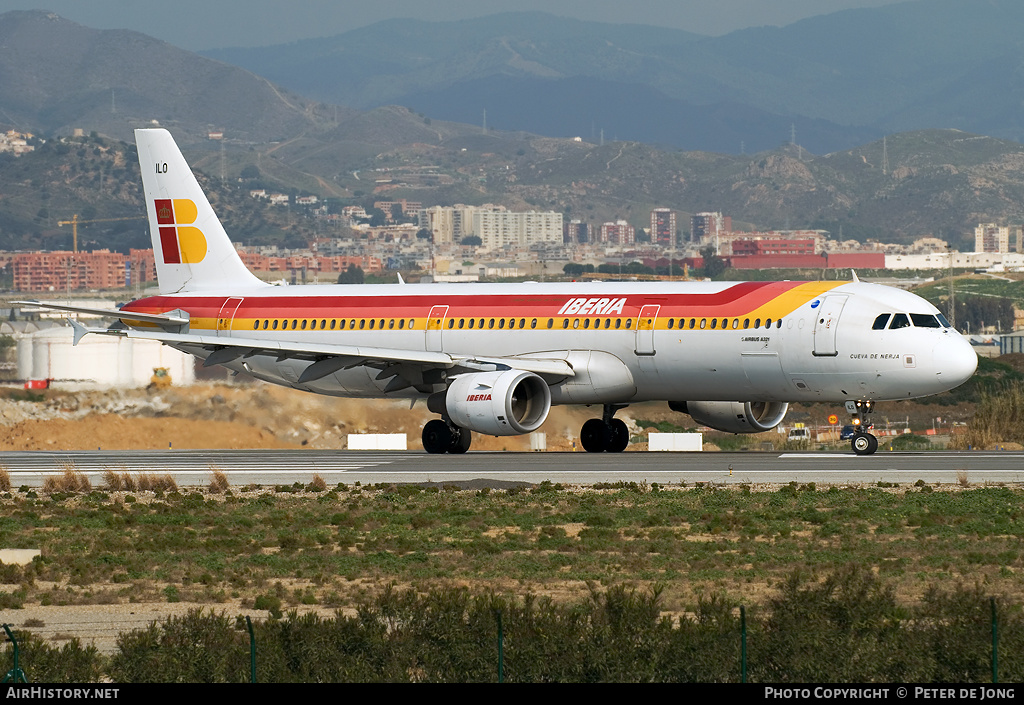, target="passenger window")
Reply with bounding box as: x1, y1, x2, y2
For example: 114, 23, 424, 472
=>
889, 313, 910, 329
765, 318, 772, 328
468, 319, 475, 329
359, 319, 365, 330
340, 319, 346, 329
699, 319, 707, 329
350, 319, 356, 329
391, 319, 397, 329
777, 319, 782, 329
625, 319, 632, 329
252, 320, 259, 330
562, 319, 569, 329
547, 319, 554, 329
499, 318, 505, 329
458, 318, 465, 329
911, 313, 942, 328
408, 319, 414, 329
733, 318, 739, 329
754, 318, 761, 329
872, 314, 890, 330
668, 318, 675, 329
368, 319, 375, 330
488, 319, 495, 329
583, 319, 590, 329
272, 320, 279, 330
447, 319, 454, 329
711, 319, 718, 329
320, 319, 327, 329
531, 318, 537, 329
743, 319, 749, 329
615, 319, 622, 329
330, 319, 336, 330
605, 319, 611, 329
689, 318, 696, 329
399, 319, 405, 329
520, 318, 526, 328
